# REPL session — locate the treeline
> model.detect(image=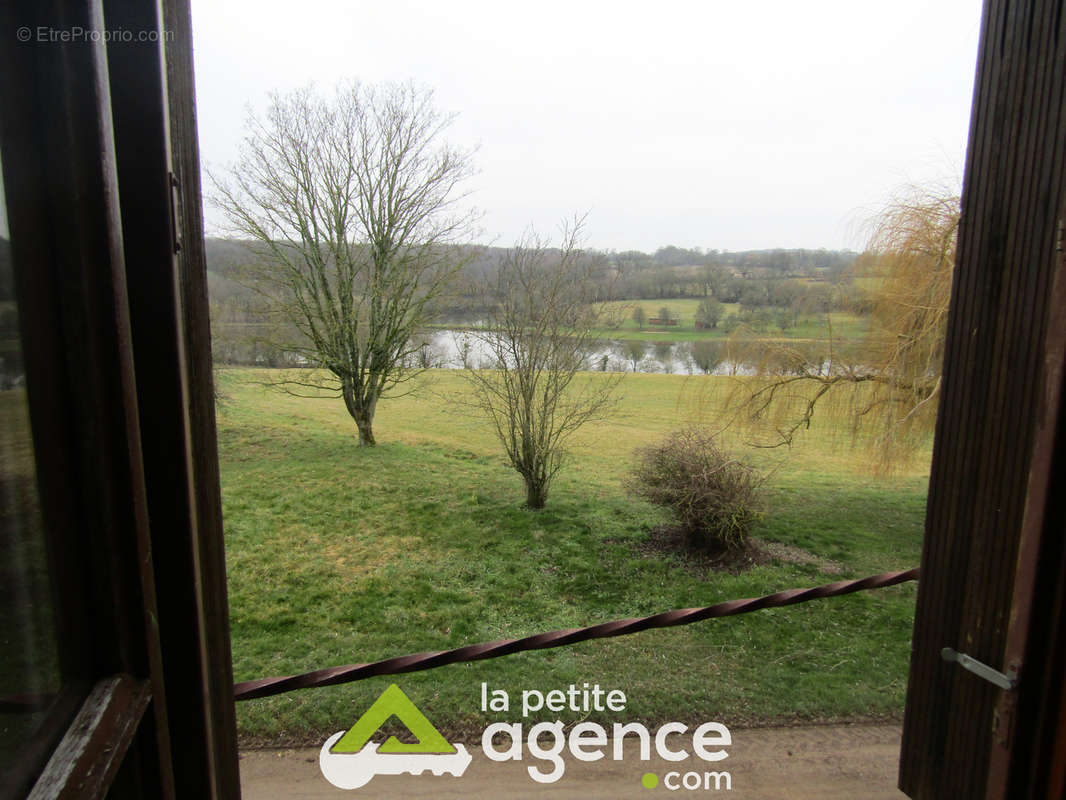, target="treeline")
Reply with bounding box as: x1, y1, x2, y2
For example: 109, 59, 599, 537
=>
205, 238, 867, 365
607, 246, 856, 301
424, 243, 860, 309
614, 245, 856, 275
